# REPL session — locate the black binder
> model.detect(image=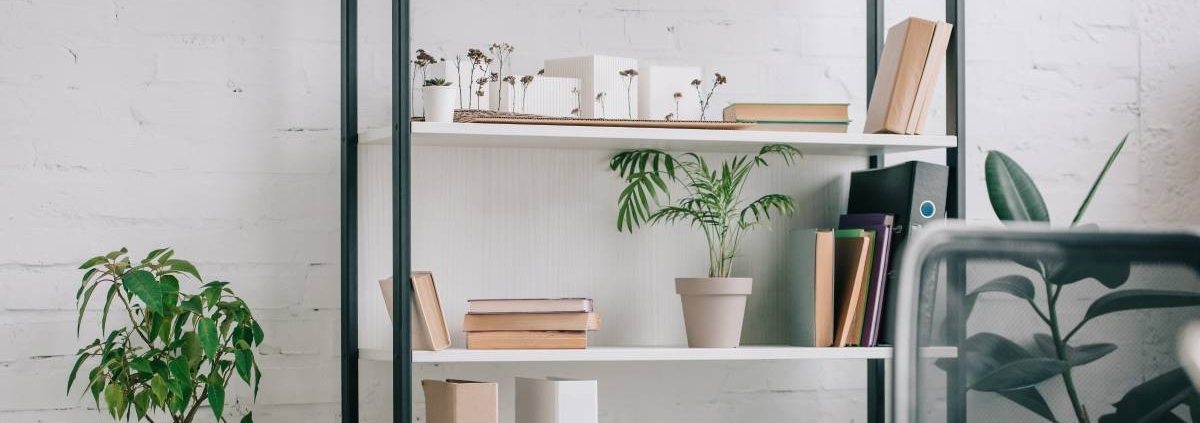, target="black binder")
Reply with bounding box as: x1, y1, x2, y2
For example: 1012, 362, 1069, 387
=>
847, 160, 948, 345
